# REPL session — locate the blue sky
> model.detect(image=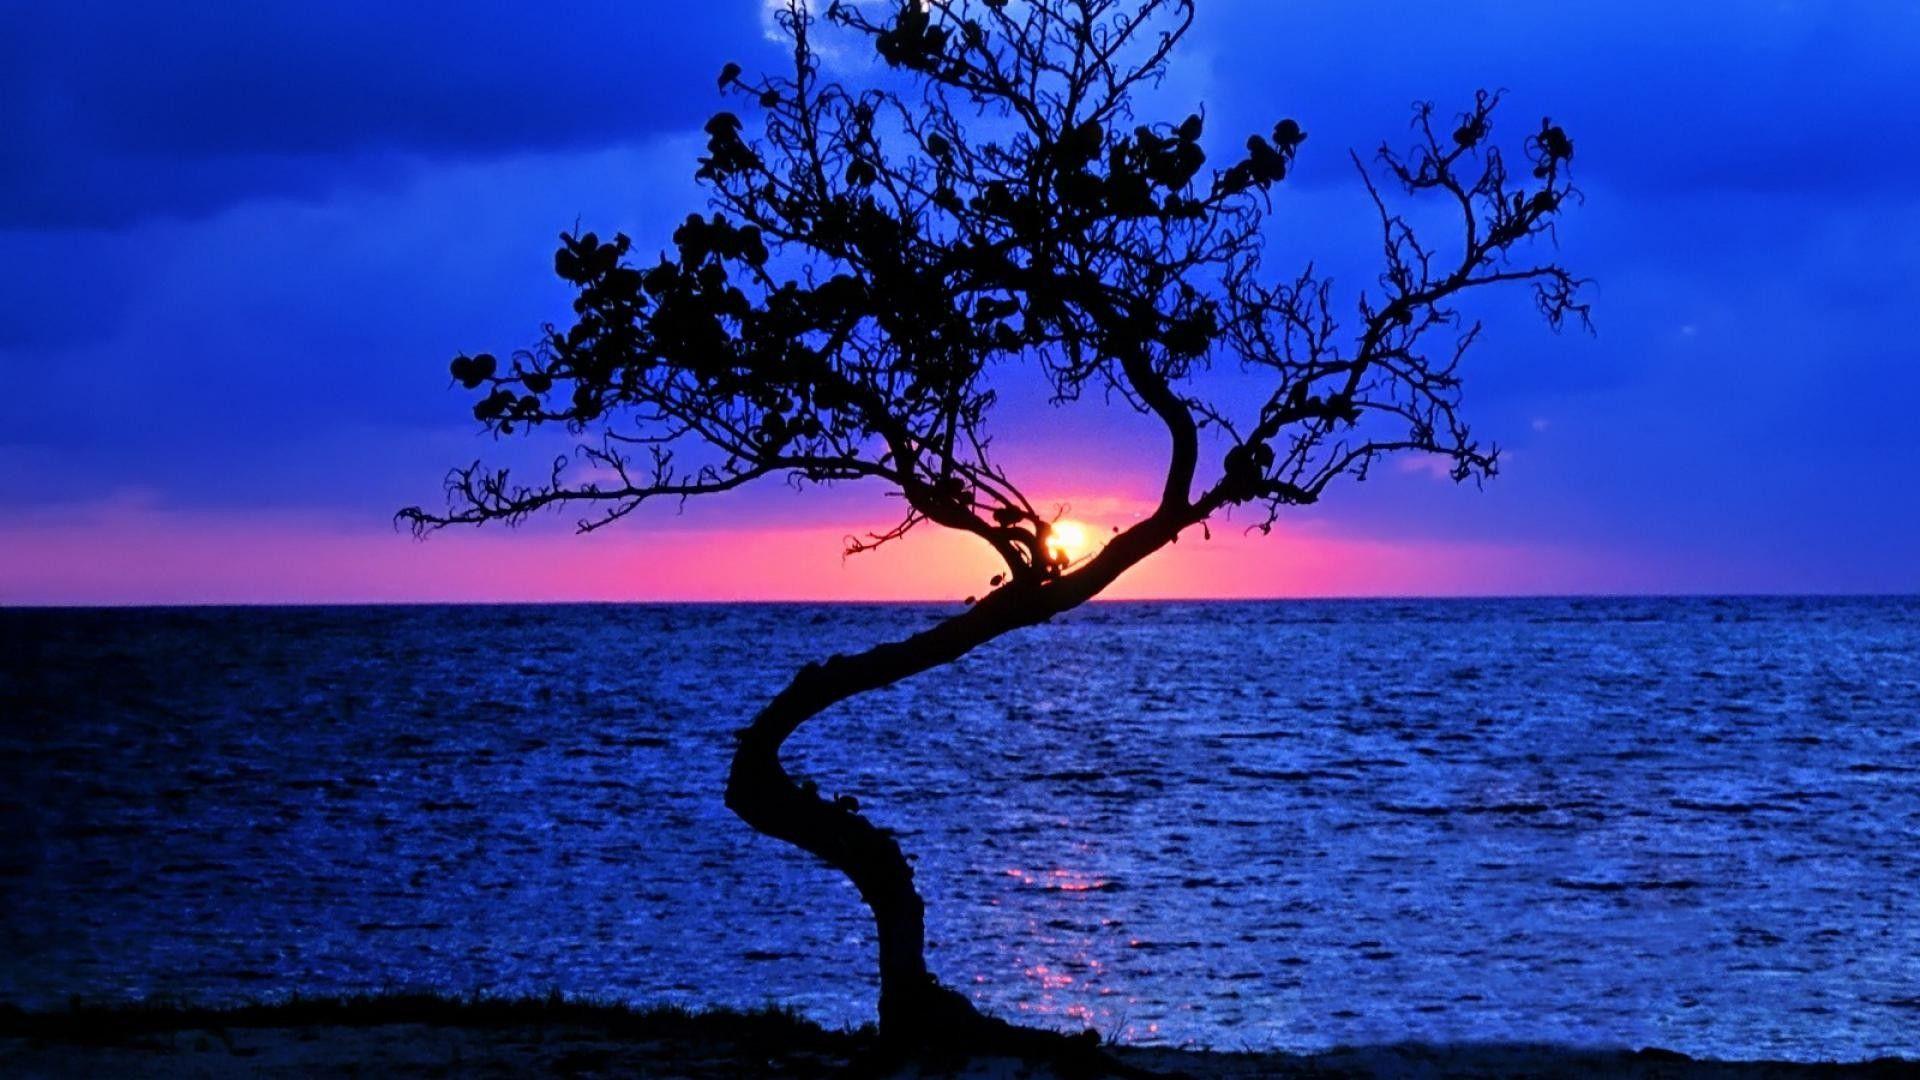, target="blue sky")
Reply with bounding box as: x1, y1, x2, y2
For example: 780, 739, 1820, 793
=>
3, 1, 1917, 601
